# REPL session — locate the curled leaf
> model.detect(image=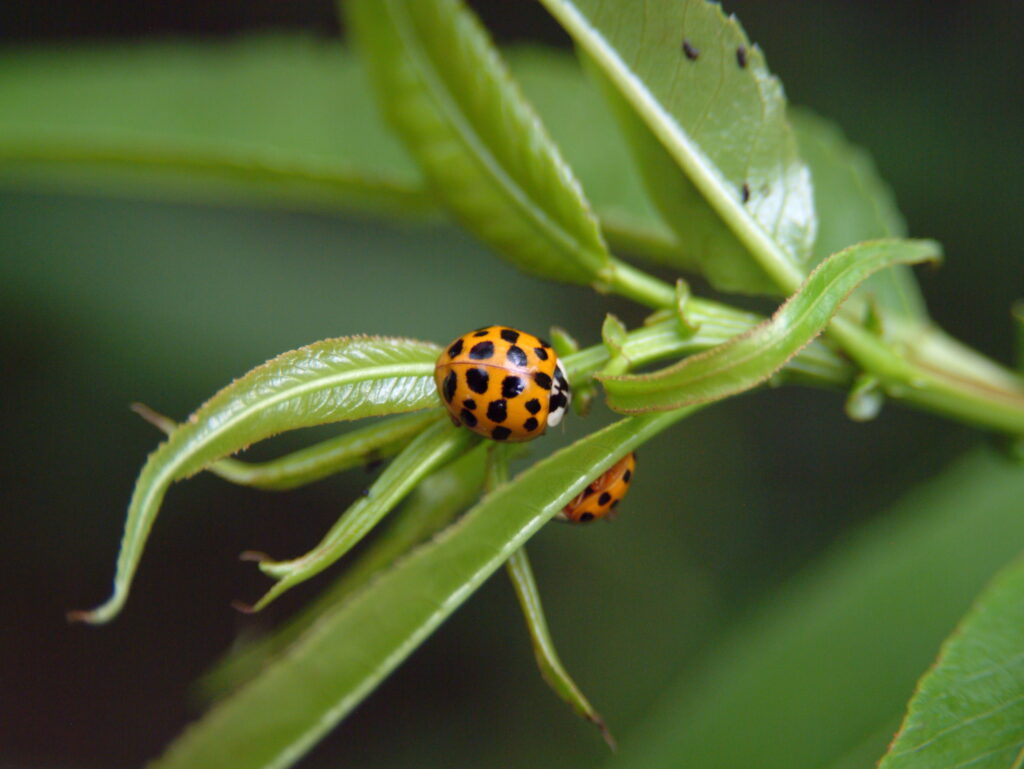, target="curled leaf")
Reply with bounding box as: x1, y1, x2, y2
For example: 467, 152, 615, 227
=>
70, 335, 440, 625
600, 240, 941, 413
